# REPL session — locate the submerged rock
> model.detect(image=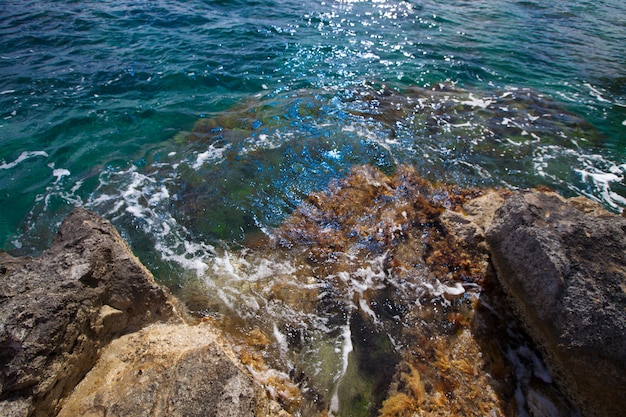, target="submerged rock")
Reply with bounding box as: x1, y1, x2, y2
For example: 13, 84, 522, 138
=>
270, 165, 511, 416
486, 191, 626, 417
